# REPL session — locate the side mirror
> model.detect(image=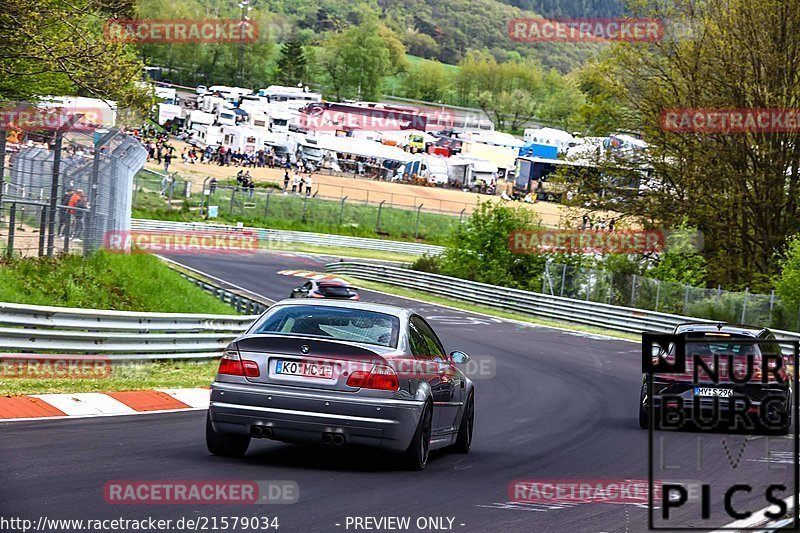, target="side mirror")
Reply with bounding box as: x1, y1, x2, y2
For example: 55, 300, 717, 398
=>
292, 287, 301, 292
450, 350, 470, 365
